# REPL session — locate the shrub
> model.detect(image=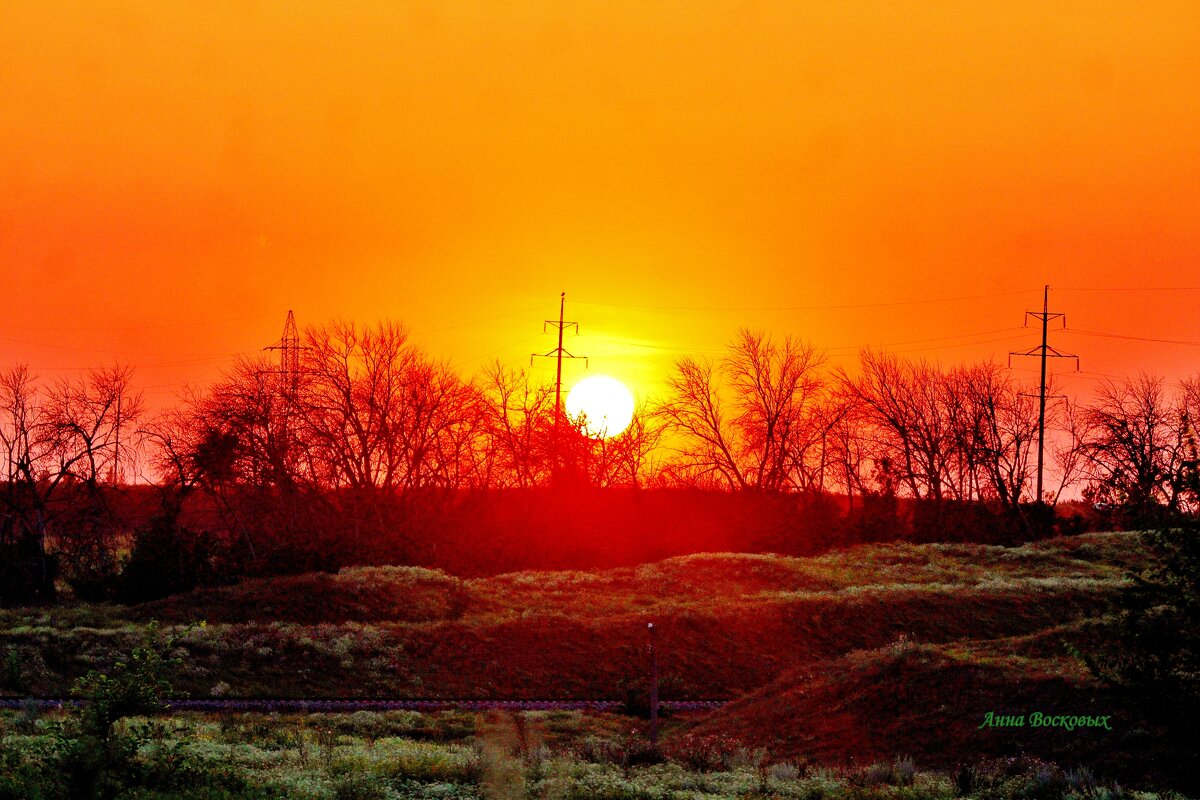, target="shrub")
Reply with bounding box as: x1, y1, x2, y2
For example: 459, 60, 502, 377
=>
332, 772, 390, 800
857, 756, 917, 788
664, 732, 740, 772
118, 515, 224, 603
955, 756, 1071, 800
560, 770, 662, 800
368, 741, 483, 785
71, 621, 194, 737
769, 761, 802, 783
1, 647, 31, 695
1075, 515, 1200, 790
0, 737, 62, 800
576, 730, 662, 773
